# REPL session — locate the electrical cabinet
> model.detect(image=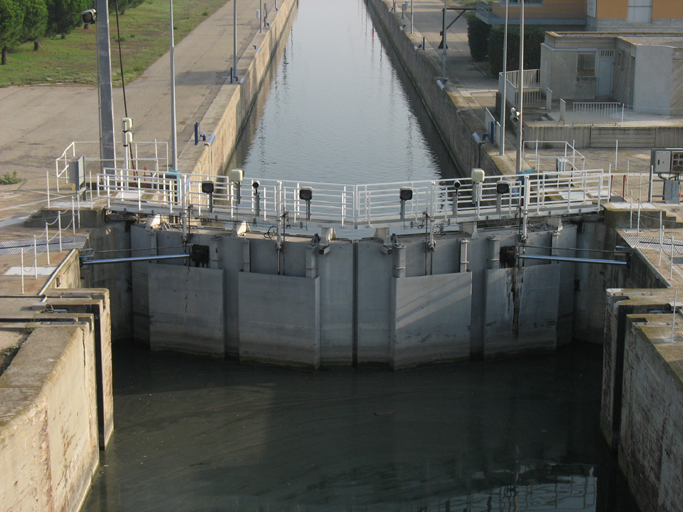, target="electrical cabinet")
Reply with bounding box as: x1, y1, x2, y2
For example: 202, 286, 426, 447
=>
651, 148, 683, 174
